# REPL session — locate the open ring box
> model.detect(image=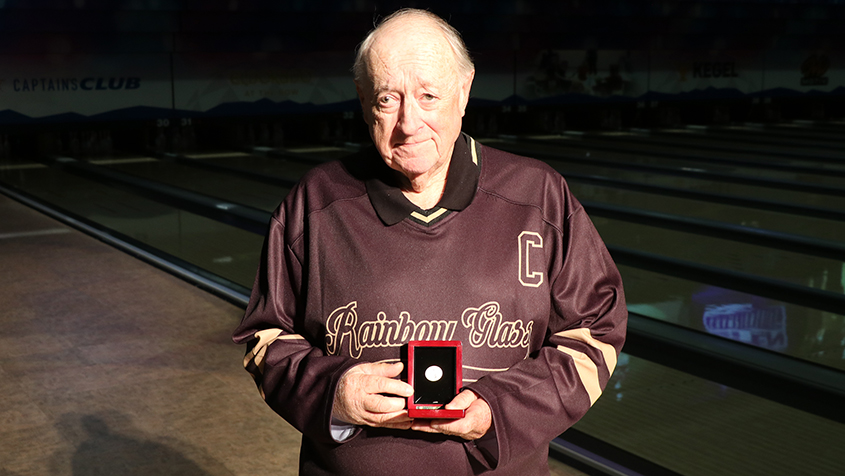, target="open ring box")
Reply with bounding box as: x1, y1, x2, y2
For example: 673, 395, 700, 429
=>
406, 340, 465, 419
